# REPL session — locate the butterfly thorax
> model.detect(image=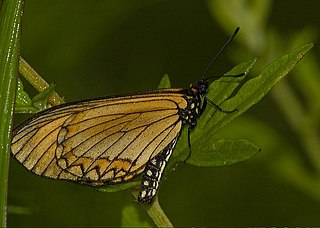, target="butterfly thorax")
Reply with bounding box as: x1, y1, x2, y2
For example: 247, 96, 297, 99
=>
179, 79, 208, 128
